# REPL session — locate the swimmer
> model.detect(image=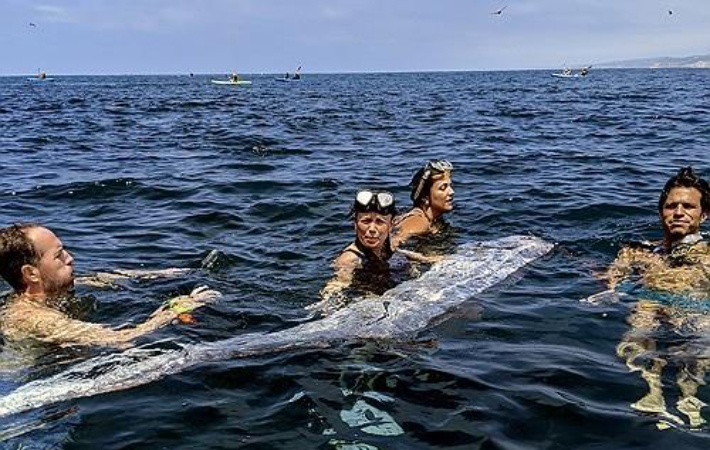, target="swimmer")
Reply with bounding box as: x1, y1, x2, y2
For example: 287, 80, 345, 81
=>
312, 190, 440, 316
392, 159, 455, 247
315, 190, 398, 314
601, 167, 710, 427
0, 224, 219, 348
